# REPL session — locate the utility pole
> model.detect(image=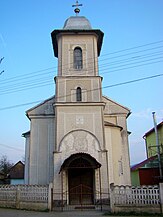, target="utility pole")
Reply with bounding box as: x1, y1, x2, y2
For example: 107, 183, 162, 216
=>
152, 112, 163, 180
